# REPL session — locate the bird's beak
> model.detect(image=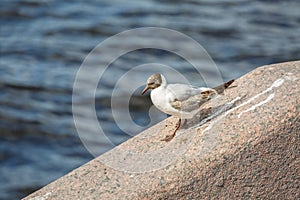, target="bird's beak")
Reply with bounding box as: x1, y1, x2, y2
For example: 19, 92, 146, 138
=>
142, 85, 150, 95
